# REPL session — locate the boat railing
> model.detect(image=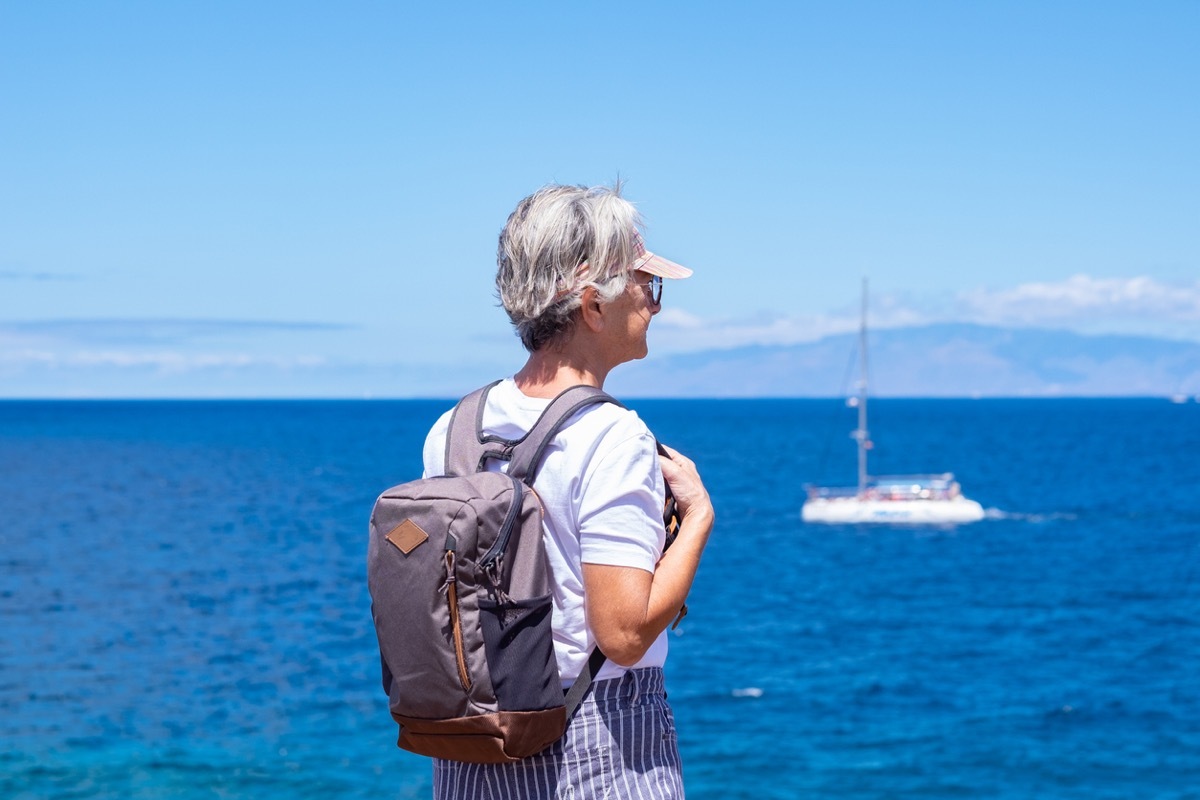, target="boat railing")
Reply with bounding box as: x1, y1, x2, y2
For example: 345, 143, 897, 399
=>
804, 485, 860, 500
805, 473, 964, 502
